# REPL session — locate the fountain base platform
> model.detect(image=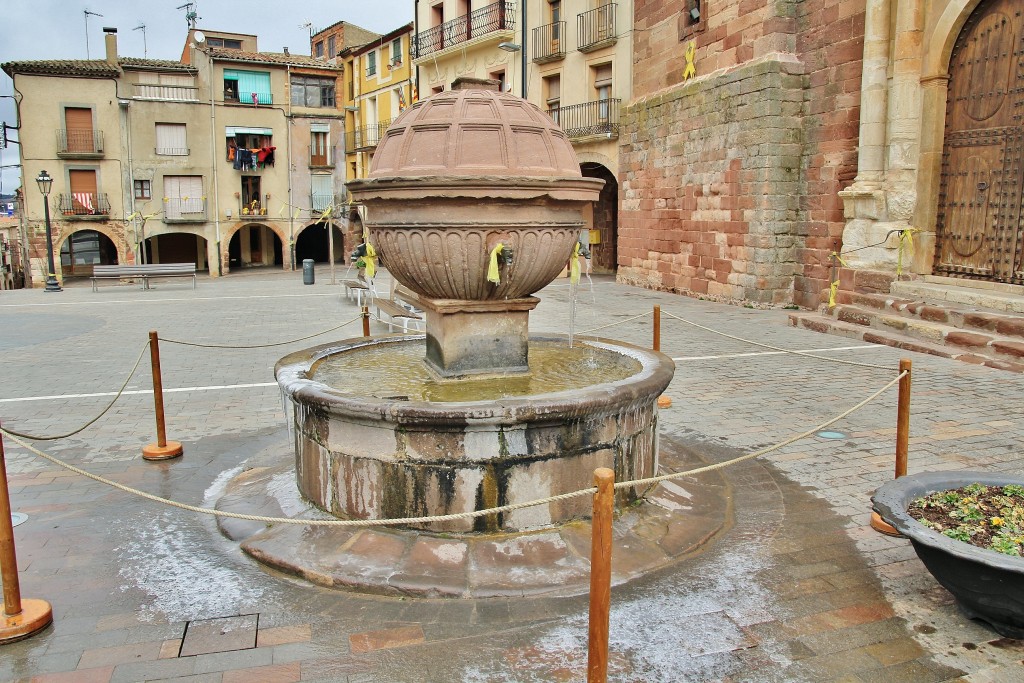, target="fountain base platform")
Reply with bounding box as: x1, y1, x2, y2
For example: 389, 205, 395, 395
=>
215, 437, 730, 598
